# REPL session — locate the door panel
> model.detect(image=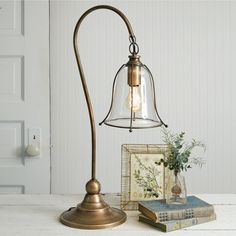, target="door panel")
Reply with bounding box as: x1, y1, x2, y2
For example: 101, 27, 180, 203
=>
0, 0, 50, 193
0, 56, 23, 102
0, 121, 24, 166
0, 185, 24, 194
0, 0, 23, 35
